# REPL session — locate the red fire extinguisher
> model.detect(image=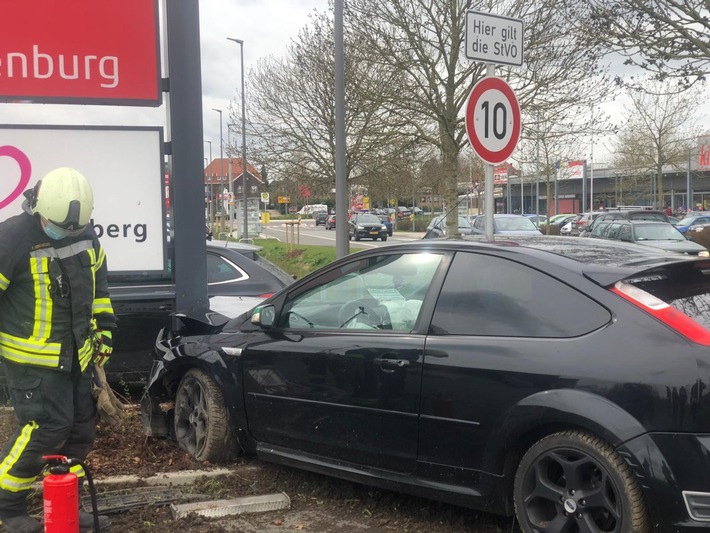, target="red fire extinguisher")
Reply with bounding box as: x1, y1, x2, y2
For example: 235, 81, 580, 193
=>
42, 455, 79, 533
